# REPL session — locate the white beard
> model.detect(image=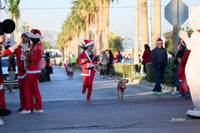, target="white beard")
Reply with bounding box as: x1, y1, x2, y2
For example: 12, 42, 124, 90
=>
21, 43, 29, 52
